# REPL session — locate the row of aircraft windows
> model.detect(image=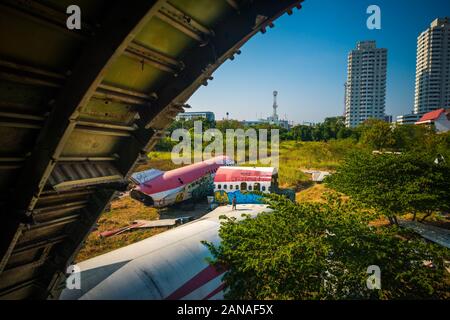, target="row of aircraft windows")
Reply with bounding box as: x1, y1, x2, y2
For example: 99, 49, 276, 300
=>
215, 182, 271, 192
